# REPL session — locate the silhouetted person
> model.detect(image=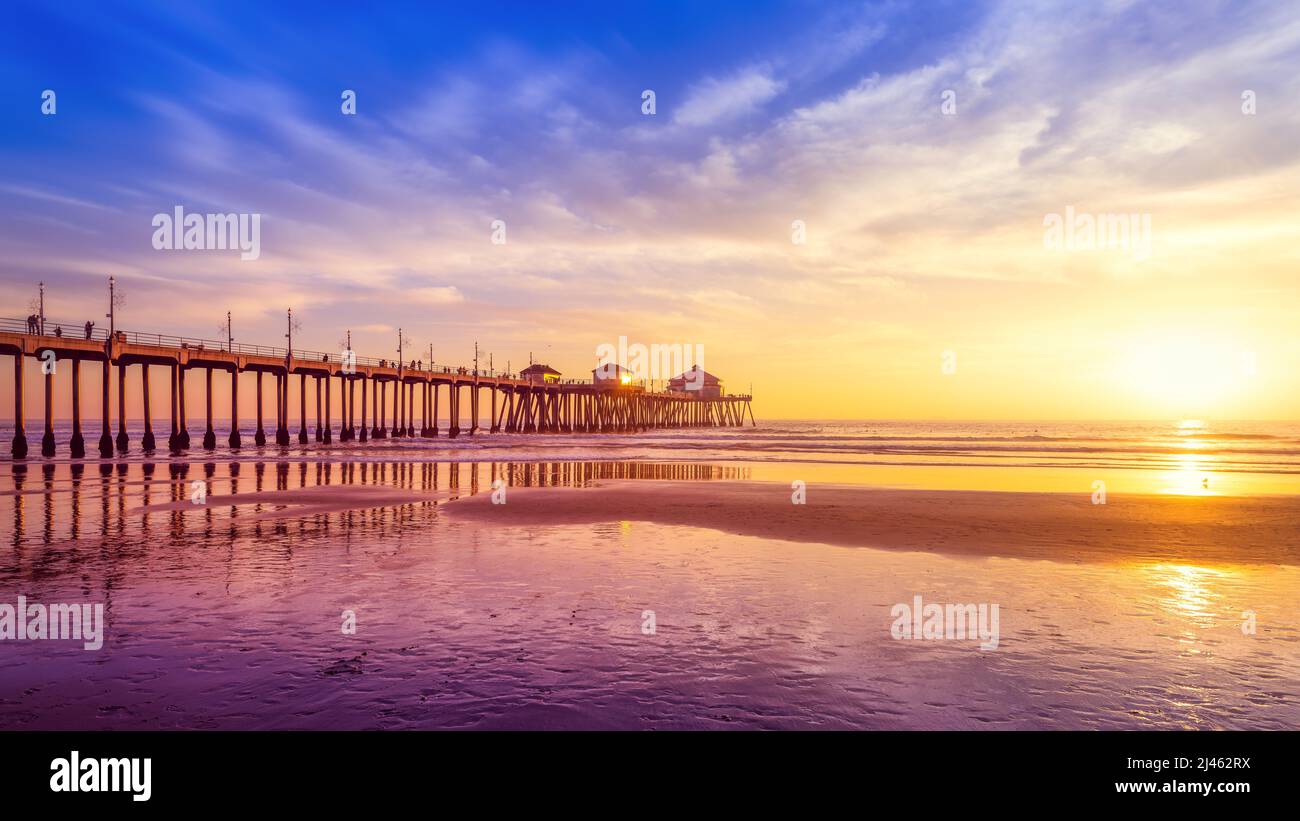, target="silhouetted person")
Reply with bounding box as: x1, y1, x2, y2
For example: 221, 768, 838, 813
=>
84, 321, 94, 339
54, 325, 63, 337
26, 314, 38, 333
